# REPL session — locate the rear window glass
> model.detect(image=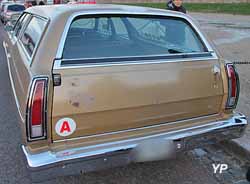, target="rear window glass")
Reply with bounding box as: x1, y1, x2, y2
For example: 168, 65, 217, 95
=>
7, 4, 25, 11
20, 16, 47, 57
63, 15, 207, 60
